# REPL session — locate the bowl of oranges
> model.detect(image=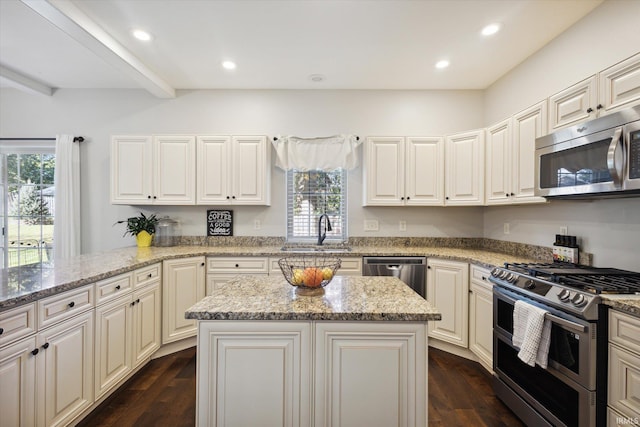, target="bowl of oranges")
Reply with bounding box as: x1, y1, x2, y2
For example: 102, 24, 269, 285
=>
278, 255, 342, 296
